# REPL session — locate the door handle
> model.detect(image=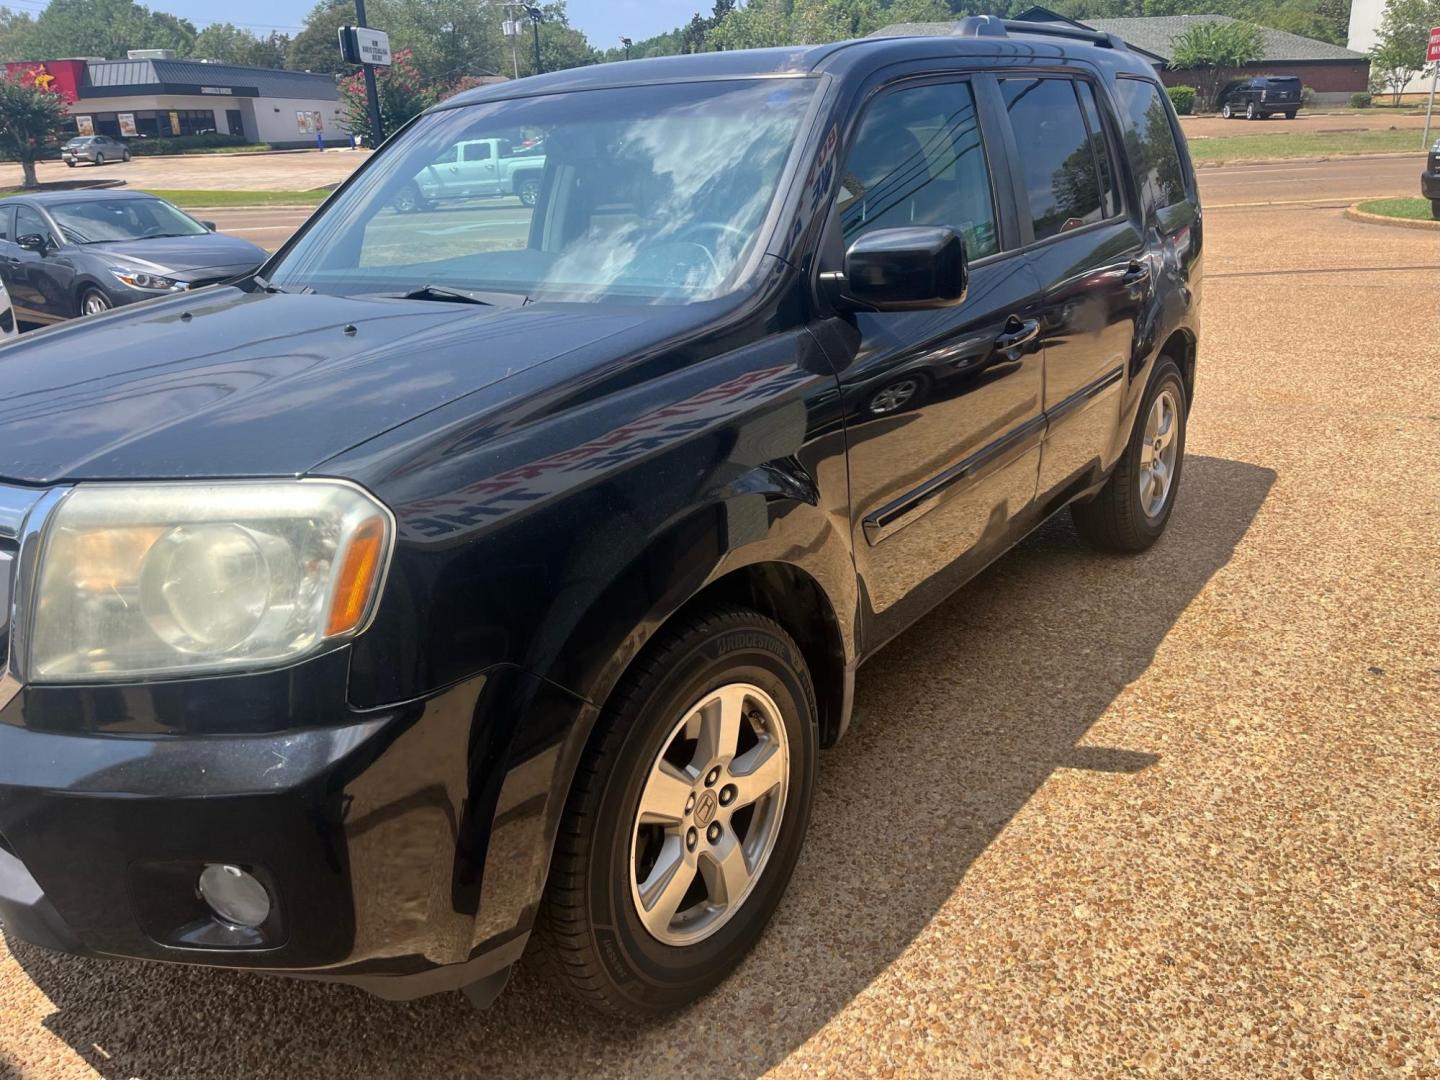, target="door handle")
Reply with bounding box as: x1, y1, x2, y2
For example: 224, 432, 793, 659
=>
1121, 260, 1147, 285
993, 317, 1040, 355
